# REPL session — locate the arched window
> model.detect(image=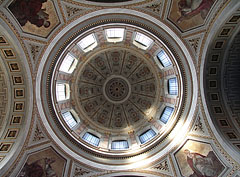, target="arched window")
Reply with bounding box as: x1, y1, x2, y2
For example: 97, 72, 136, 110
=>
111, 140, 129, 150
157, 50, 172, 67
168, 77, 178, 95
59, 53, 77, 74
61, 111, 77, 129
77, 34, 97, 52
105, 28, 124, 43
139, 129, 156, 144
82, 132, 100, 146
160, 106, 174, 124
